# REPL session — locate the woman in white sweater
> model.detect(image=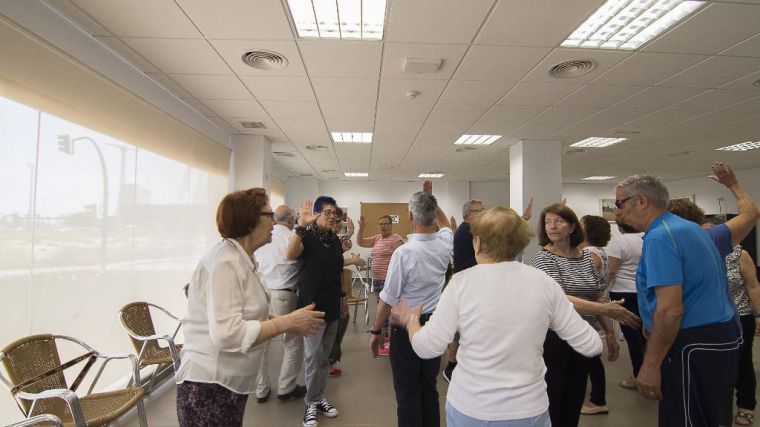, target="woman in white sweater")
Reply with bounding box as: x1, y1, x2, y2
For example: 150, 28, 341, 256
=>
393, 207, 602, 427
